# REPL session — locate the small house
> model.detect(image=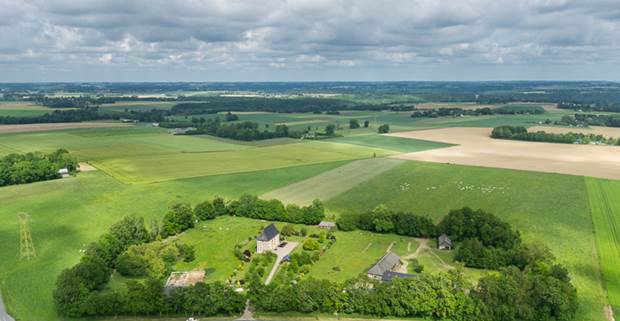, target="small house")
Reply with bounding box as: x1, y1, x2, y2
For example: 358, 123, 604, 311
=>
58, 168, 70, 178
257, 224, 280, 254
438, 234, 452, 250
318, 221, 336, 230
367, 252, 402, 280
